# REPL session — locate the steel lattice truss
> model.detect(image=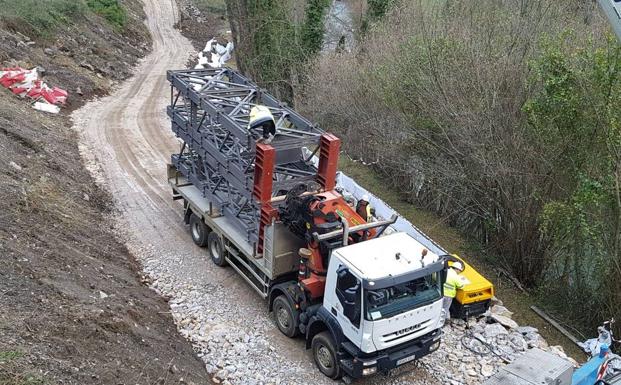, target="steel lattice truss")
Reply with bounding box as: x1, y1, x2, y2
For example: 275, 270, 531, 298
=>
167, 68, 325, 242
